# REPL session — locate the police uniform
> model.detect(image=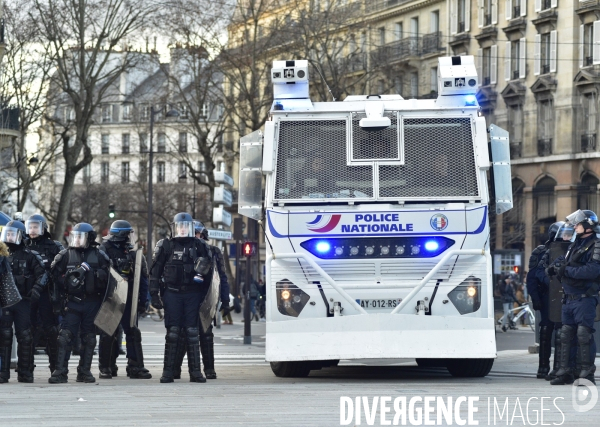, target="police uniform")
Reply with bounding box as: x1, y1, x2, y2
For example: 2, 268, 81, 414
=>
548, 210, 600, 385
150, 213, 212, 383
48, 223, 112, 384
27, 230, 64, 373
0, 221, 49, 383
98, 237, 151, 379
